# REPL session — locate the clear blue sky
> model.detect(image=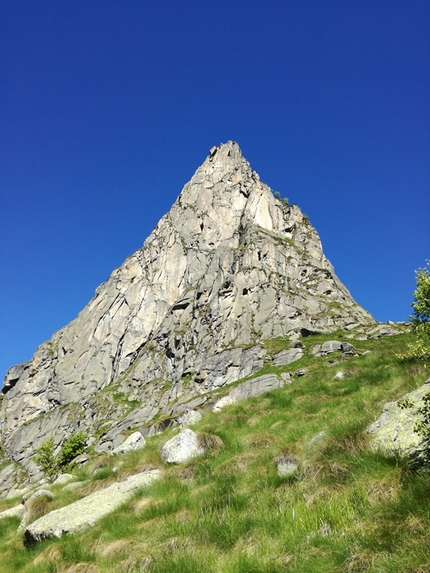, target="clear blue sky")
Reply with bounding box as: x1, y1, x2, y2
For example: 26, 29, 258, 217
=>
1, 0, 429, 379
